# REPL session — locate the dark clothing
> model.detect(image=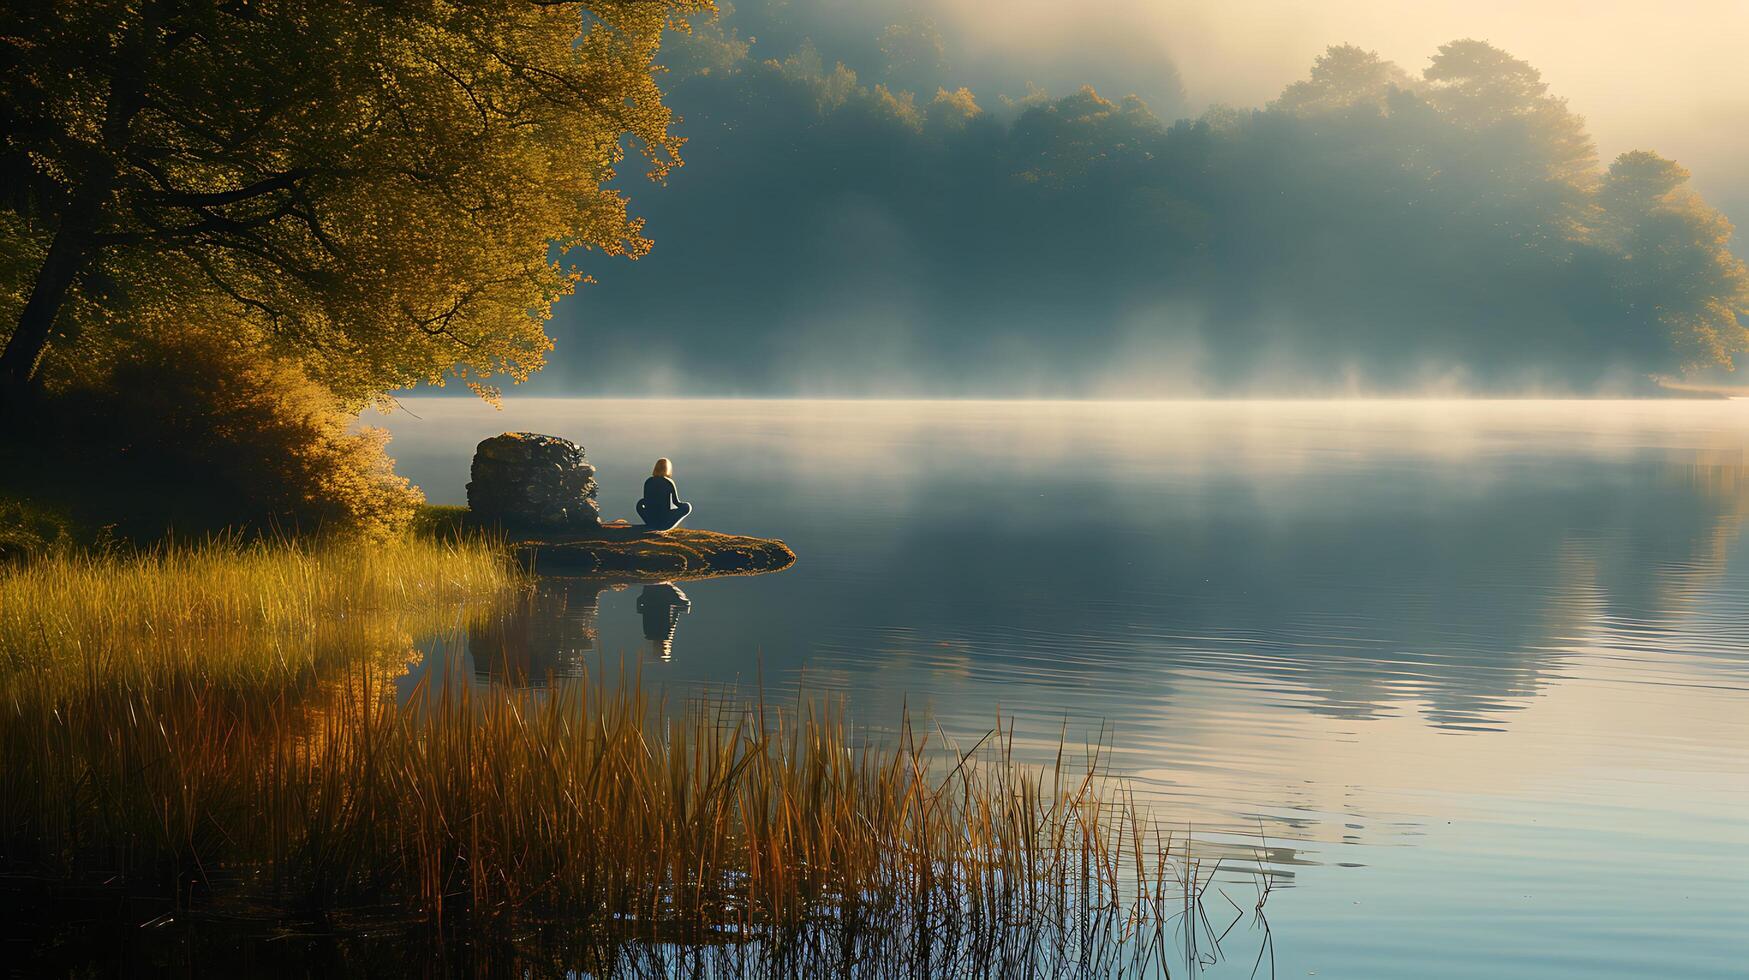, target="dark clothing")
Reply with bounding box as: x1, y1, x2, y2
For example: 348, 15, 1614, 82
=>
637, 476, 692, 530
637, 499, 691, 530
642, 476, 679, 510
